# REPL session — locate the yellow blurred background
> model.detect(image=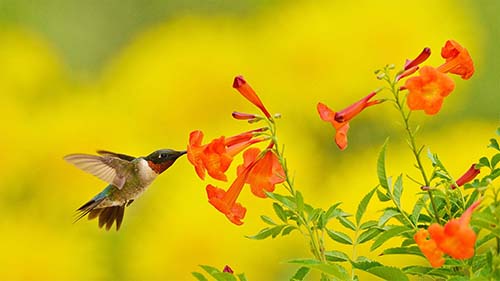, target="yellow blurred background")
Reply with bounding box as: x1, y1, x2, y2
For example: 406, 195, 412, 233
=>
0, 0, 499, 280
